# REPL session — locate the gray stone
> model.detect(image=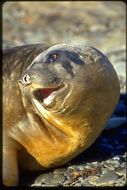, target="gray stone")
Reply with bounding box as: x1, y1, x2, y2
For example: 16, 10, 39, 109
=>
120, 162, 126, 168
73, 182, 82, 186
106, 159, 120, 167
81, 176, 99, 186
31, 183, 42, 187
103, 163, 115, 171
114, 176, 126, 186
89, 171, 119, 186
91, 161, 98, 165
76, 165, 86, 170
34, 173, 53, 185
50, 174, 66, 184
63, 179, 71, 186
53, 168, 67, 175
116, 168, 126, 177
84, 164, 93, 169
112, 155, 121, 160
